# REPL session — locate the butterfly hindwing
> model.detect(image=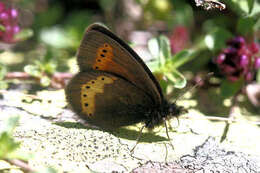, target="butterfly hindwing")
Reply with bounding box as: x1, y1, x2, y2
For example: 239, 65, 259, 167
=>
65, 71, 154, 129
76, 24, 163, 106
